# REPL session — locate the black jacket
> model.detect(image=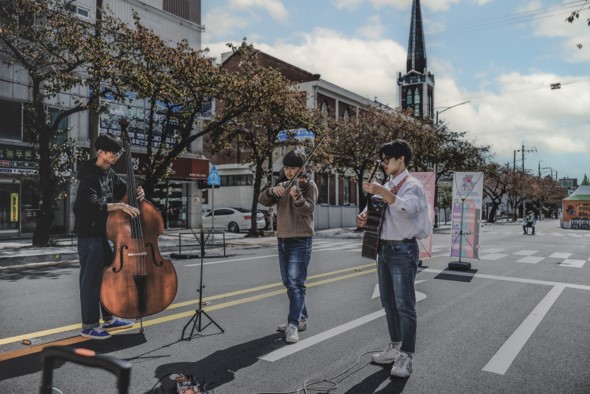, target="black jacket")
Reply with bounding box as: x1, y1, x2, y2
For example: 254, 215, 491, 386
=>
73, 158, 127, 238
